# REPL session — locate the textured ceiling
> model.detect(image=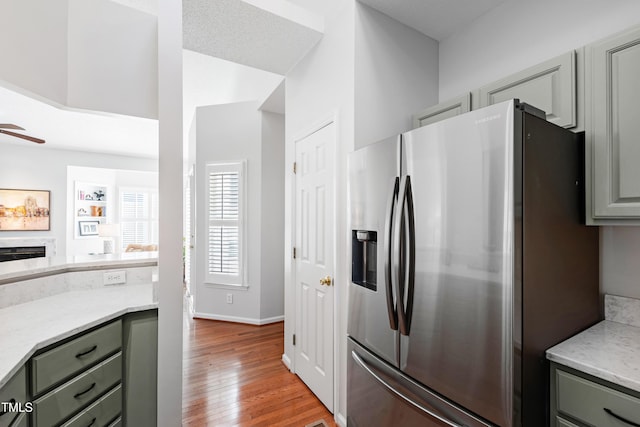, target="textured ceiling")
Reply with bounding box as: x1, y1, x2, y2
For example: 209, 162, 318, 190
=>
183, 0, 323, 75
